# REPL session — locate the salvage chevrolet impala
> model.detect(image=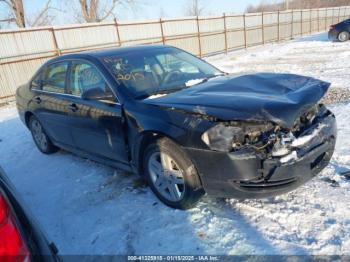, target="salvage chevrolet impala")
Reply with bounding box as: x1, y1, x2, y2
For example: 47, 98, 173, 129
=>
16, 45, 337, 209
